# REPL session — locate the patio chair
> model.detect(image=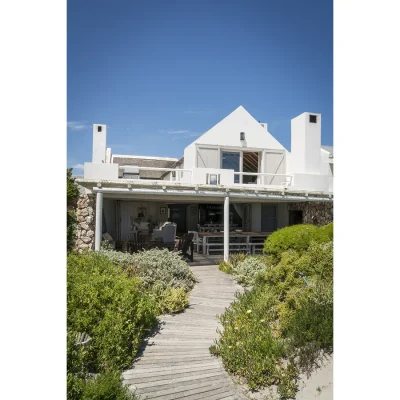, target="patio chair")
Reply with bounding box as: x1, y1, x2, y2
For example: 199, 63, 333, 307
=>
151, 222, 177, 244
188, 230, 202, 253
102, 232, 115, 249
178, 233, 194, 262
